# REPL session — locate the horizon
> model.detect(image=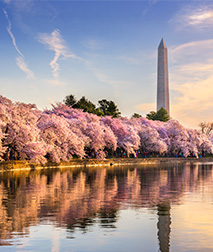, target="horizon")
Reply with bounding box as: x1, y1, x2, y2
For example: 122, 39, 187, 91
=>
1, 0, 213, 129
